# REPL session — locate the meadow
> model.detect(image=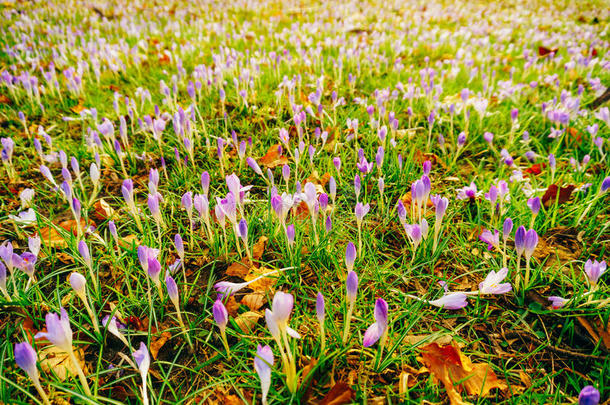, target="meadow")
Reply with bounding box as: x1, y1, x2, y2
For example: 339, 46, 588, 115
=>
0, 0, 609, 403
